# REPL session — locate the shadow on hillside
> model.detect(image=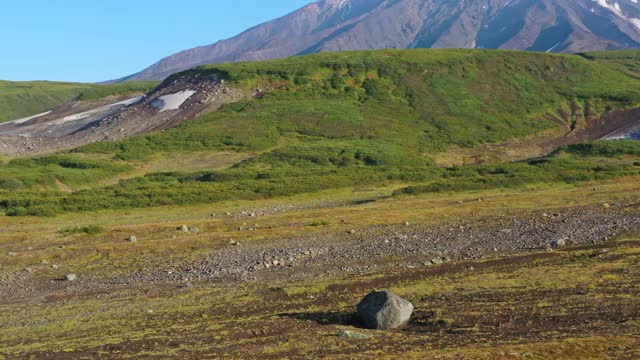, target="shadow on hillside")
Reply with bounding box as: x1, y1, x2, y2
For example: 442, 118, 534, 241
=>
281, 310, 452, 333
278, 311, 364, 328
